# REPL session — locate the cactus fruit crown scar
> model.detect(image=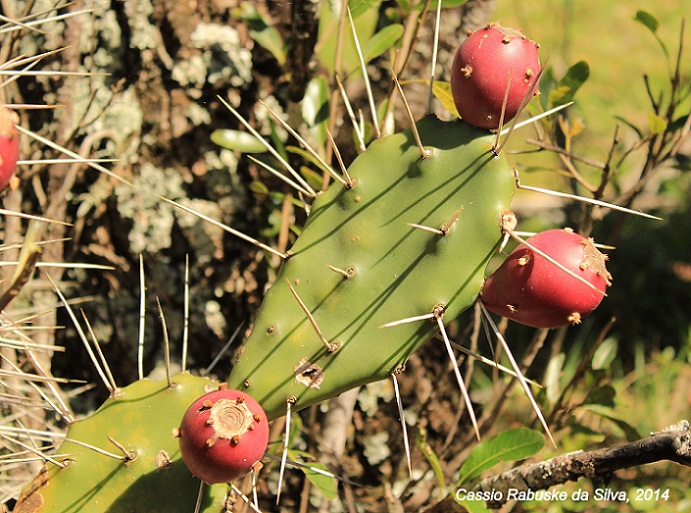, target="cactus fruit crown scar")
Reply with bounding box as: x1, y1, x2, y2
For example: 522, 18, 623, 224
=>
16, 374, 232, 513
227, 114, 516, 420
177, 388, 269, 484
